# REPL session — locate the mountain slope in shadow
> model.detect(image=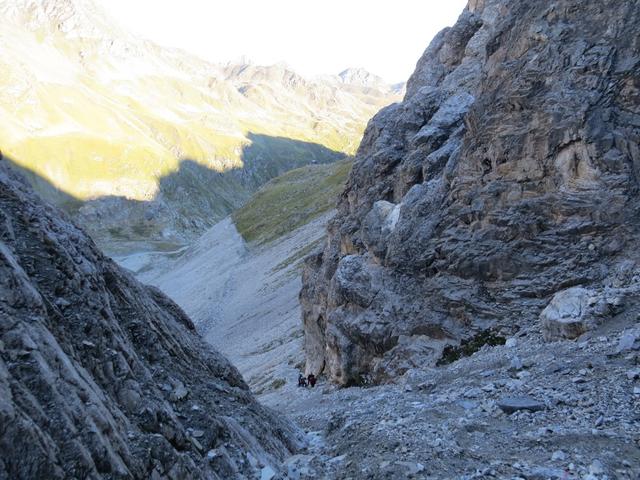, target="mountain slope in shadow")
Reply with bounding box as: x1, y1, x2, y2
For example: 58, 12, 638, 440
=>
0, 154, 301, 479
2, 133, 346, 253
